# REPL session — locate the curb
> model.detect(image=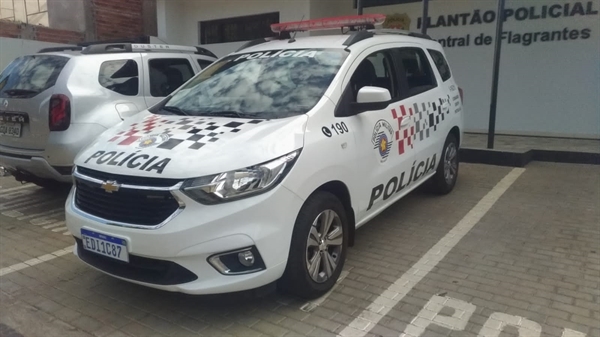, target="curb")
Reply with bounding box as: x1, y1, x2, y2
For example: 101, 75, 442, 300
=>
460, 148, 600, 167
